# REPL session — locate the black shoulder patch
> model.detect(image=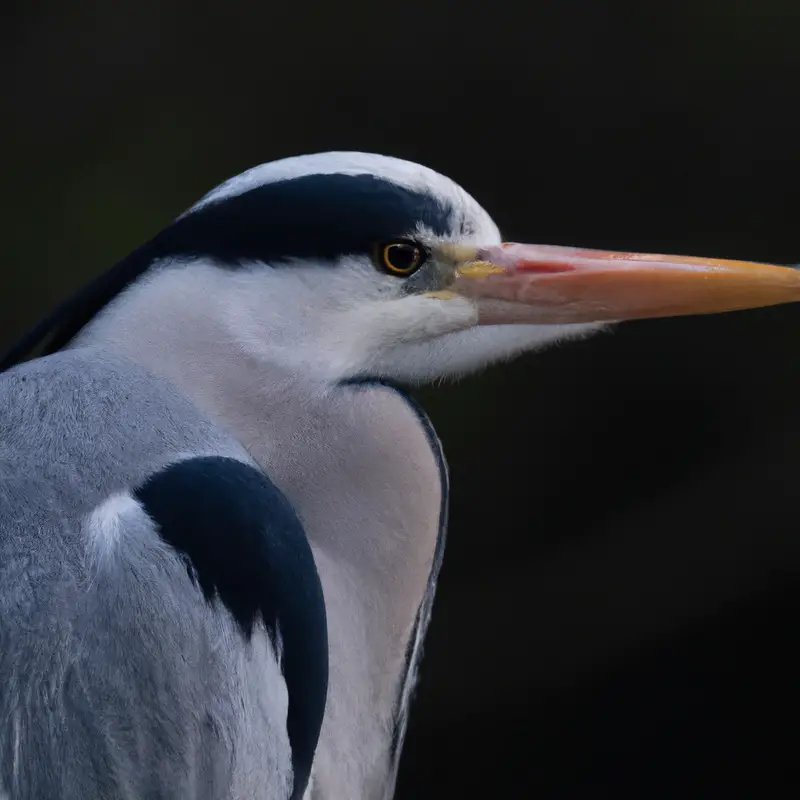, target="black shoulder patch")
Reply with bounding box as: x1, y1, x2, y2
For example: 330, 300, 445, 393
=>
0, 173, 456, 371
133, 455, 327, 799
